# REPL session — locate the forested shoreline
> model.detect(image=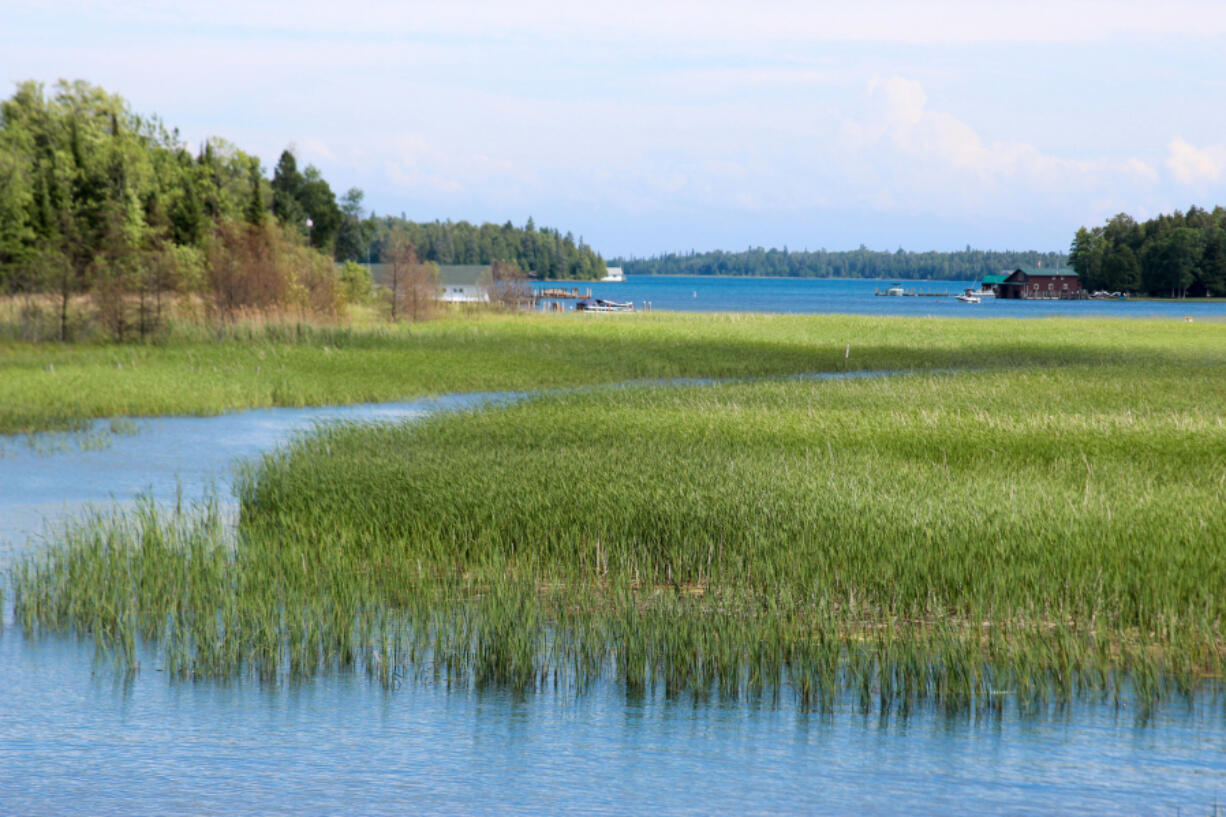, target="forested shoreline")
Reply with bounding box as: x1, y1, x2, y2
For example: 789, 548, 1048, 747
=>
362, 217, 605, 280
613, 247, 1067, 281
618, 209, 1226, 298
1070, 208, 1226, 297
0, 80, 605, 341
